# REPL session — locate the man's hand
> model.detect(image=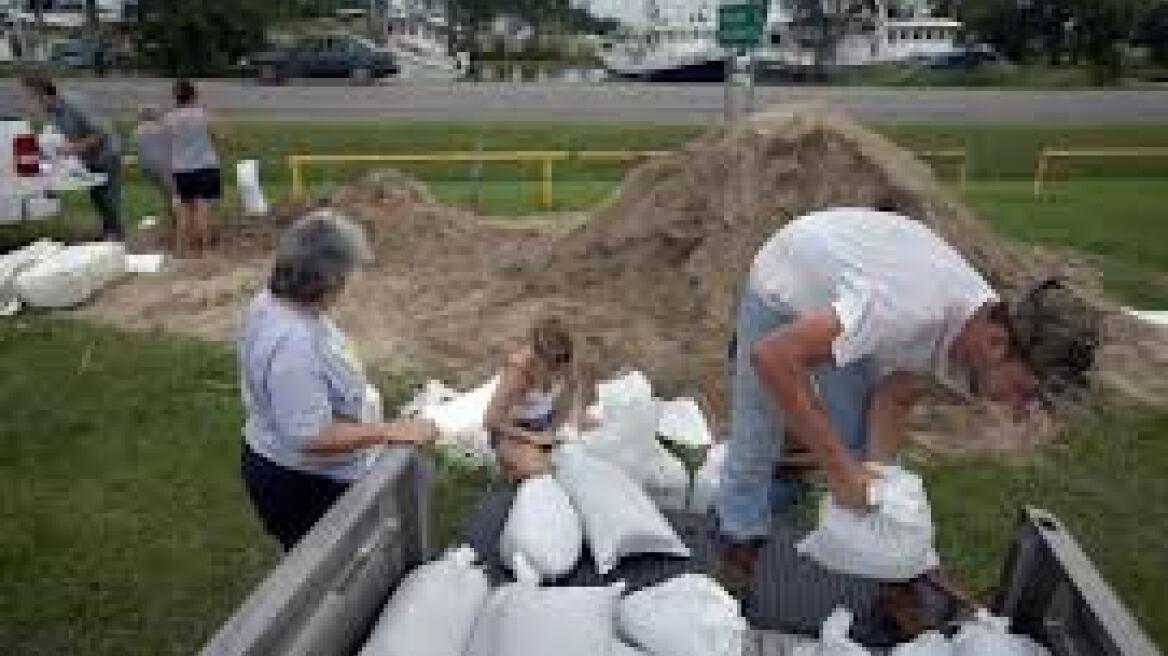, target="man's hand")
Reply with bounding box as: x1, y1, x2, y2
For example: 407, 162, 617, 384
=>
827, 458, 876, 509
